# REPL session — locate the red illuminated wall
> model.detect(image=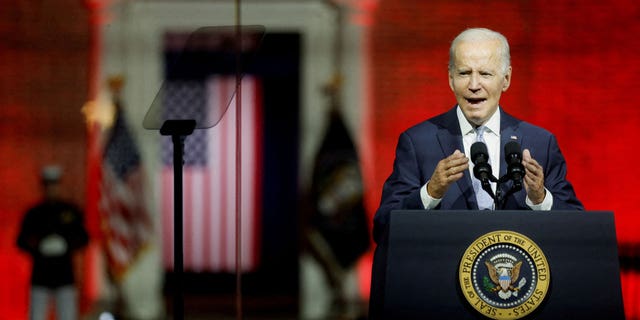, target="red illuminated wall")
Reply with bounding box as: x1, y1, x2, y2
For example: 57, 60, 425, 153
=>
0, 2, 89, 319
369, 0, 640, 240
367, 0, 640, 317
